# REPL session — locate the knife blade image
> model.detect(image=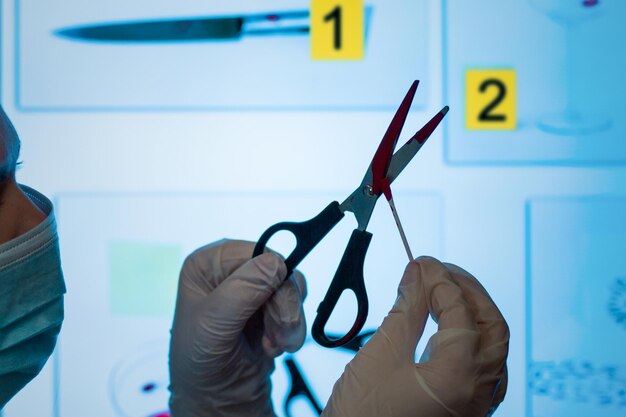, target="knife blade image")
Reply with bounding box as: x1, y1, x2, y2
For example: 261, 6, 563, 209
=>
56, 11, 311, 42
